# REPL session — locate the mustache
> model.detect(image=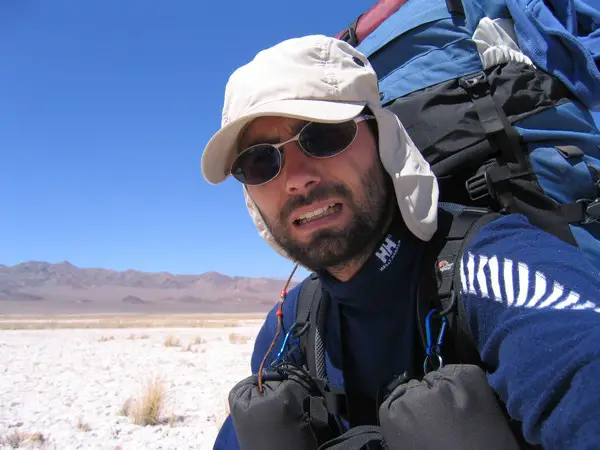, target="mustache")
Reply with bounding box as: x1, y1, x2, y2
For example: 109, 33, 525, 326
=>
280, 183, 351, 222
